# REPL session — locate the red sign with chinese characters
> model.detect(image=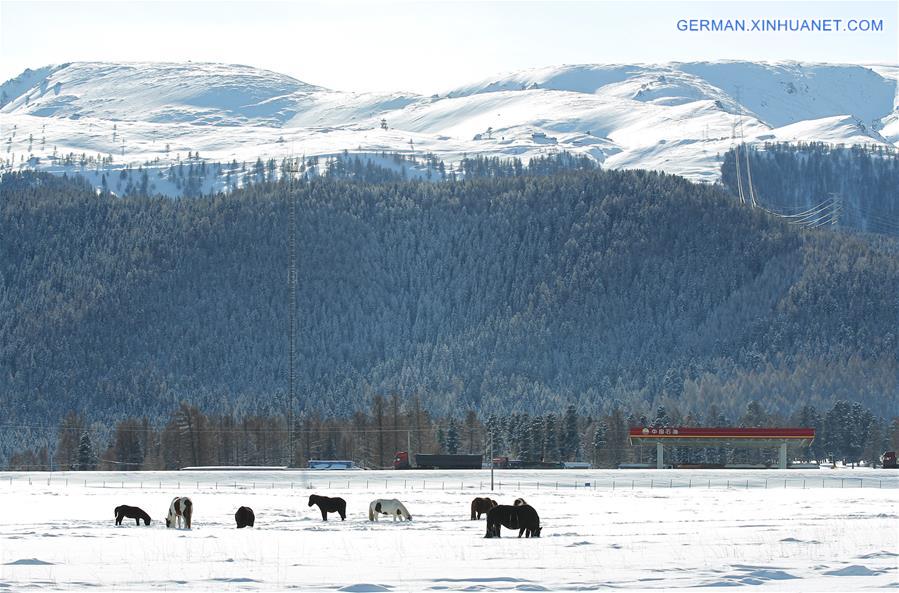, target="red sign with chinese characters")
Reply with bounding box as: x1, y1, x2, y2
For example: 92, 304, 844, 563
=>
628, 427, 815, 439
